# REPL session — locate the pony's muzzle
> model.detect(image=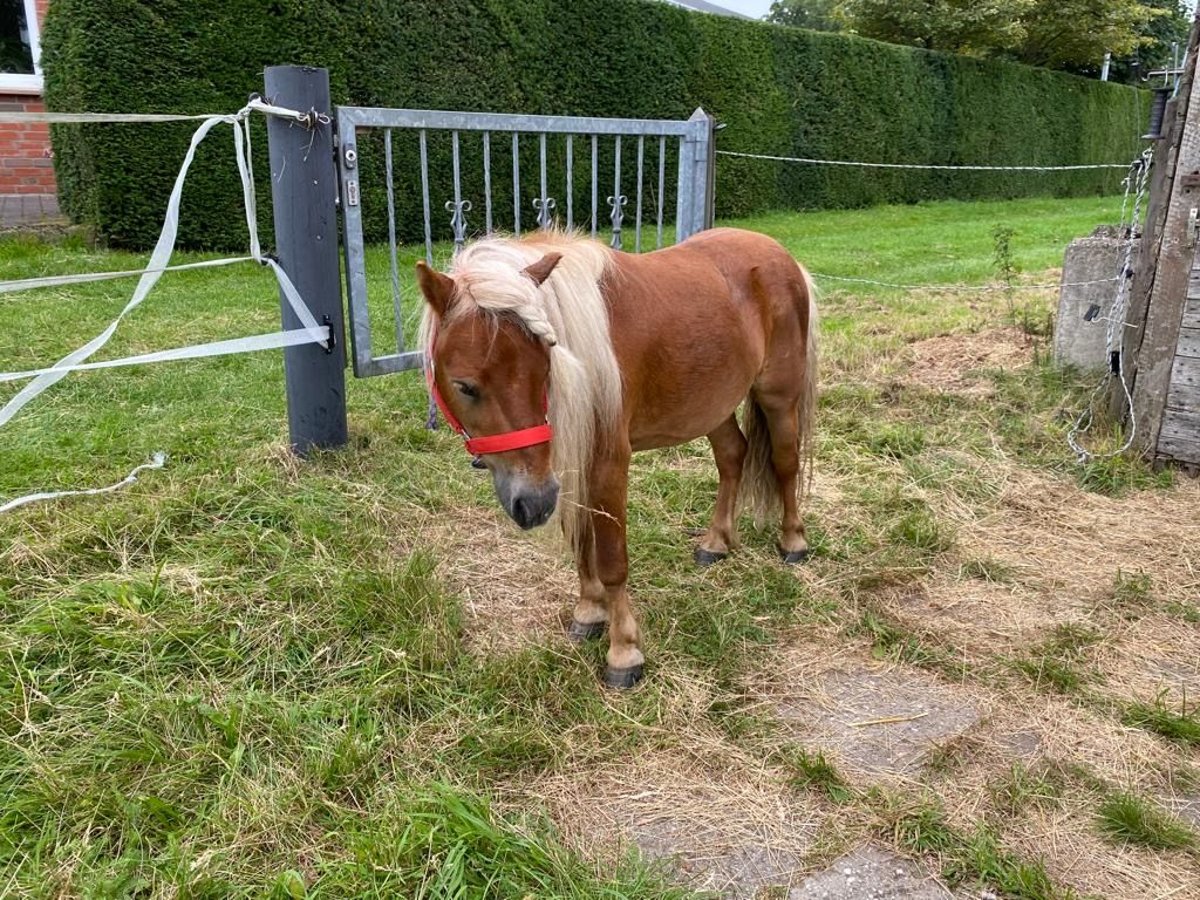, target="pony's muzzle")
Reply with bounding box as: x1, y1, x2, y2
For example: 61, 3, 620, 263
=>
495, 471, 560, 530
